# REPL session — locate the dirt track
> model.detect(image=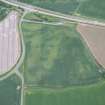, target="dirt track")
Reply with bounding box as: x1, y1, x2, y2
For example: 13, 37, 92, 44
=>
77, 23, 105, 68
0, 11, 21, 74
